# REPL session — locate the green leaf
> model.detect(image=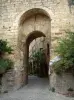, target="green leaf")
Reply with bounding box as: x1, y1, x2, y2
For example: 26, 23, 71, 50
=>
53, 32, 74, 75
